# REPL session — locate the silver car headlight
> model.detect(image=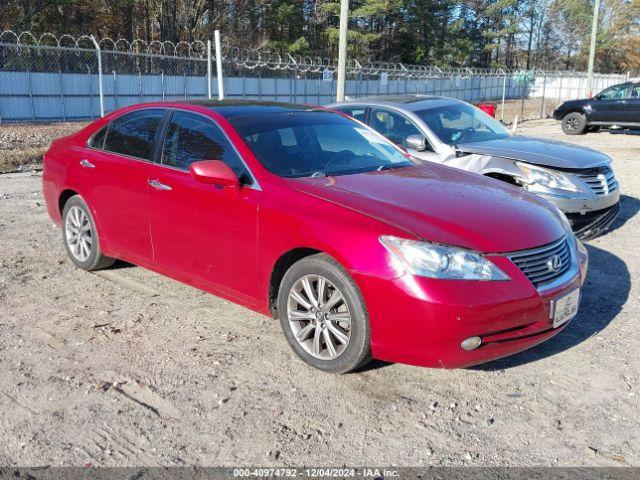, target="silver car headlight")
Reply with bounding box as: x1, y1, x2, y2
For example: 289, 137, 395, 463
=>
515, 162, 579, 192
380, 236, 509, 280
